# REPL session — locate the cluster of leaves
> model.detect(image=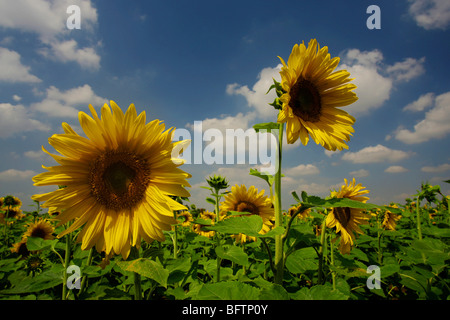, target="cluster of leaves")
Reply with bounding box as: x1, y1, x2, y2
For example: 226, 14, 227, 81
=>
0, 184, 449, 300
